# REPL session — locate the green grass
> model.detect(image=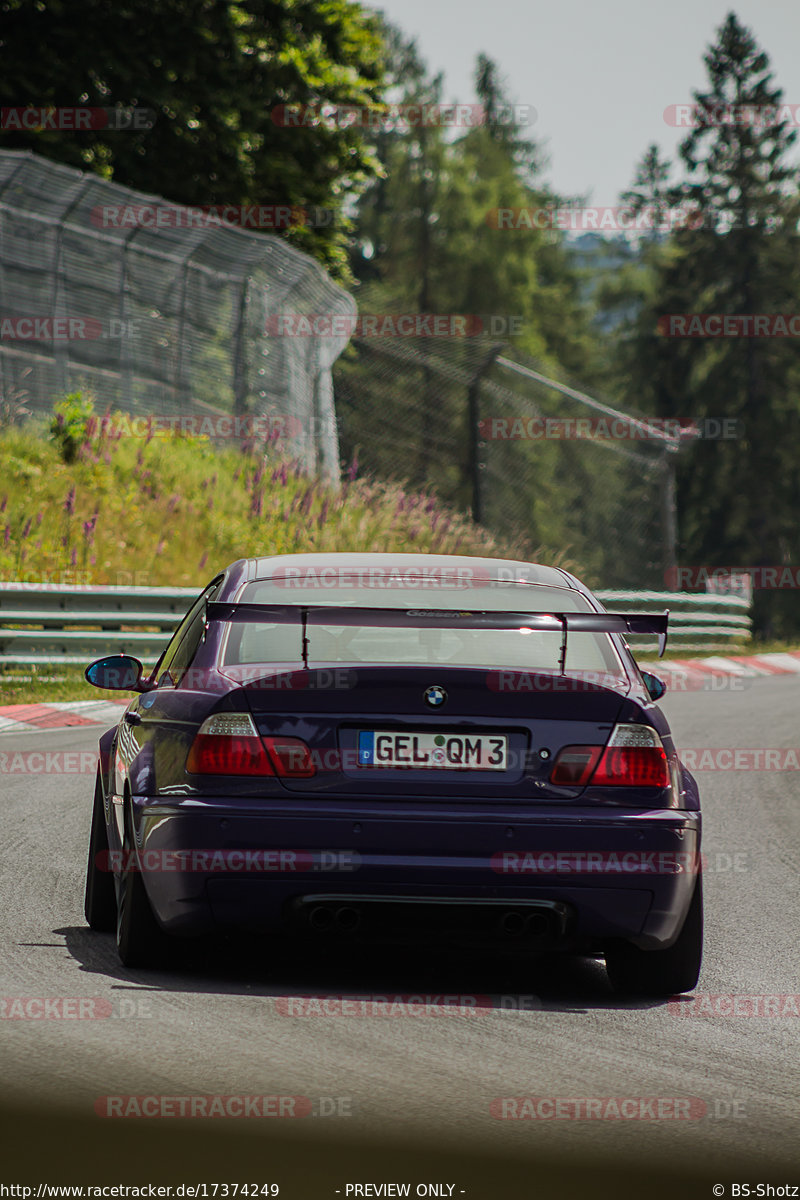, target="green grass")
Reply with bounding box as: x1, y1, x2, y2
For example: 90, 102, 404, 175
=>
0, 664, 106, 705
0, 415, 552, 588
0, 413, 573, 704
